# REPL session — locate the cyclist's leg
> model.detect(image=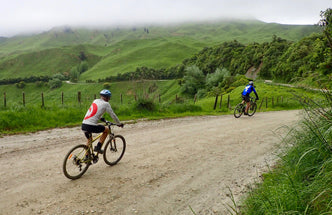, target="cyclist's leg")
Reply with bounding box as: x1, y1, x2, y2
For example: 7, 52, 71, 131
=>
99, 126, 109, 144
243, 95, 250, 114
245, 101, 250, 114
